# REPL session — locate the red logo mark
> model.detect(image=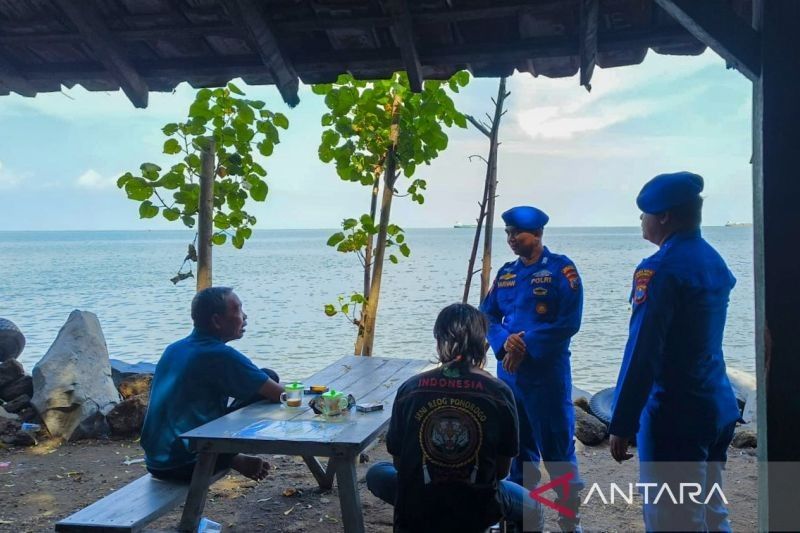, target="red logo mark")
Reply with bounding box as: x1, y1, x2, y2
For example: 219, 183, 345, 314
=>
528, 472, 576, 519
